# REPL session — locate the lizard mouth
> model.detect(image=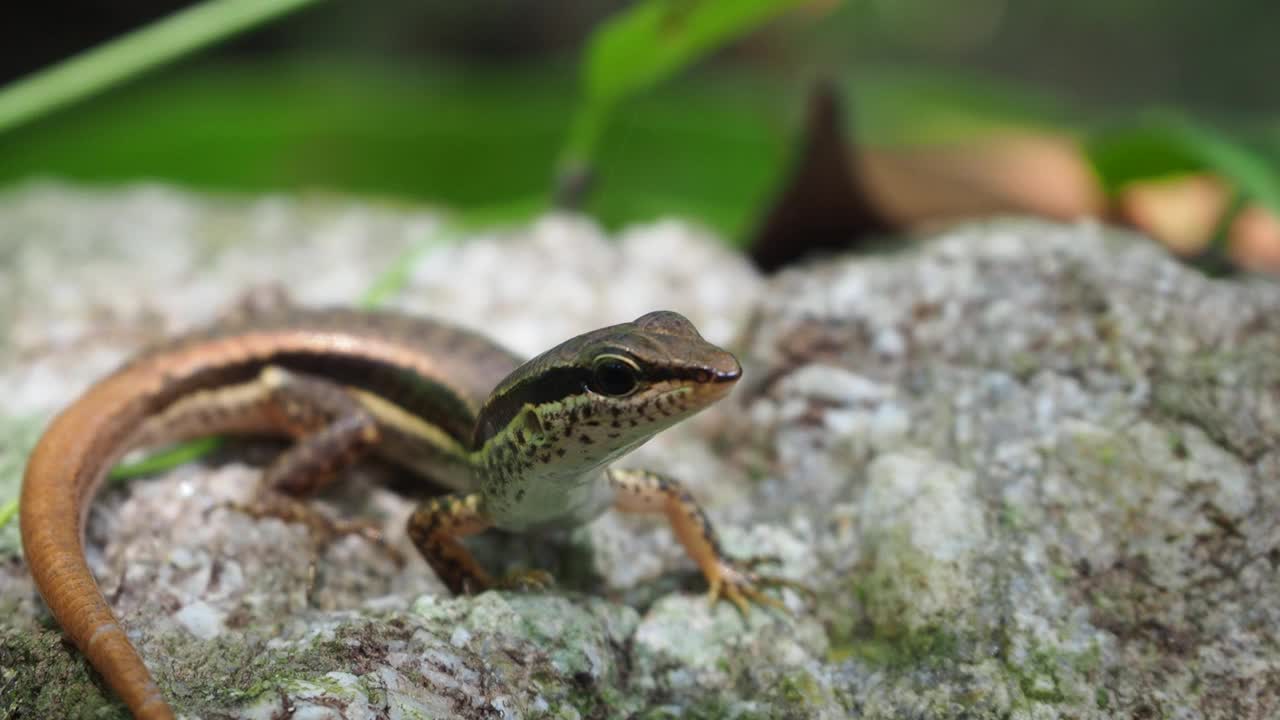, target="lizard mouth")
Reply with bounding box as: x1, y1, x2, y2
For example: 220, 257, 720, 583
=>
662, 375, 735, 405
696, 379, 736, 402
